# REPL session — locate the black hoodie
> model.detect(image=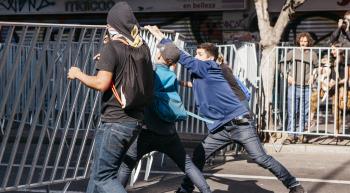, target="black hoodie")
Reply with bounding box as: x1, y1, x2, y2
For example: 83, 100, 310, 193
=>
107, 1, 140, 42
